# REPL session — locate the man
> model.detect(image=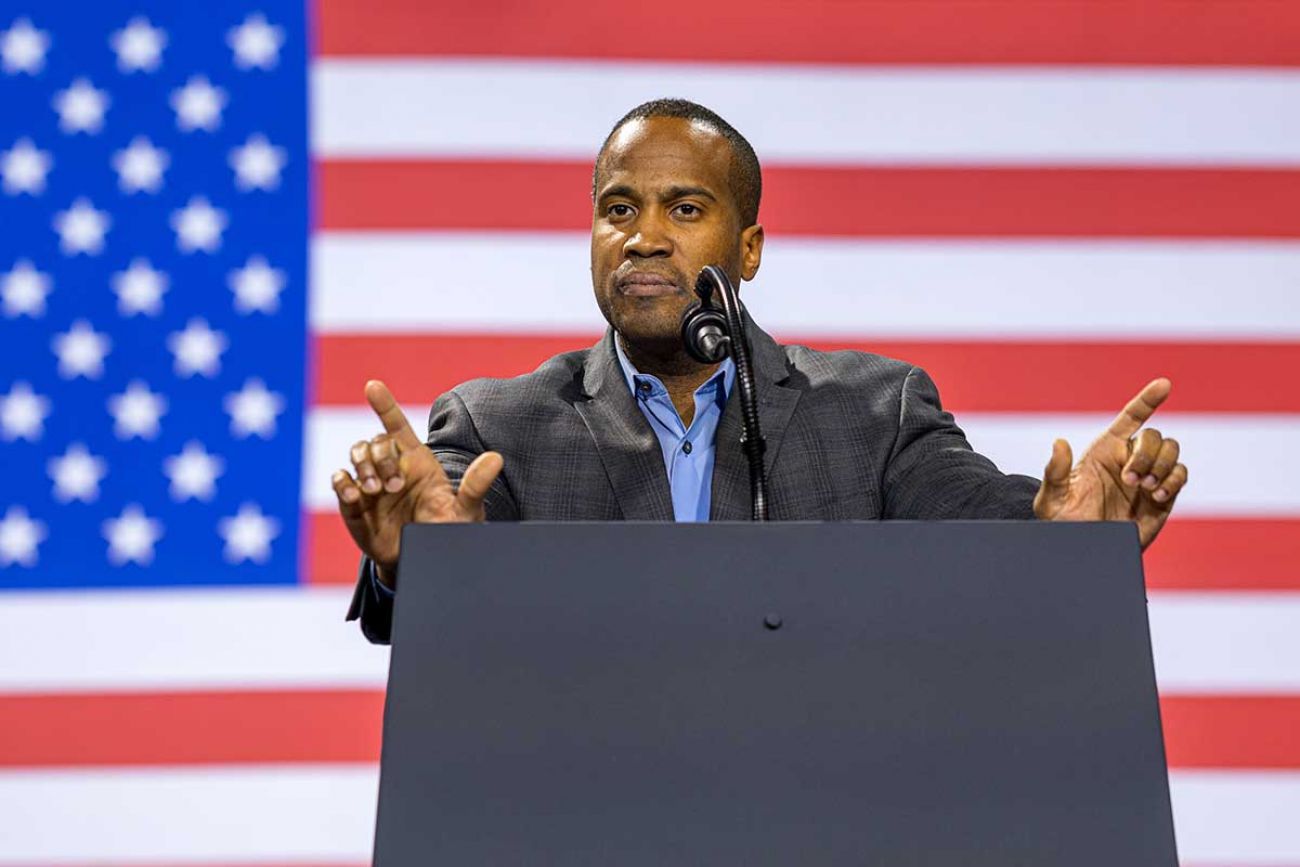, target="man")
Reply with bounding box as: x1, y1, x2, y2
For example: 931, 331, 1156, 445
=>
334, 99, 1188, 644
